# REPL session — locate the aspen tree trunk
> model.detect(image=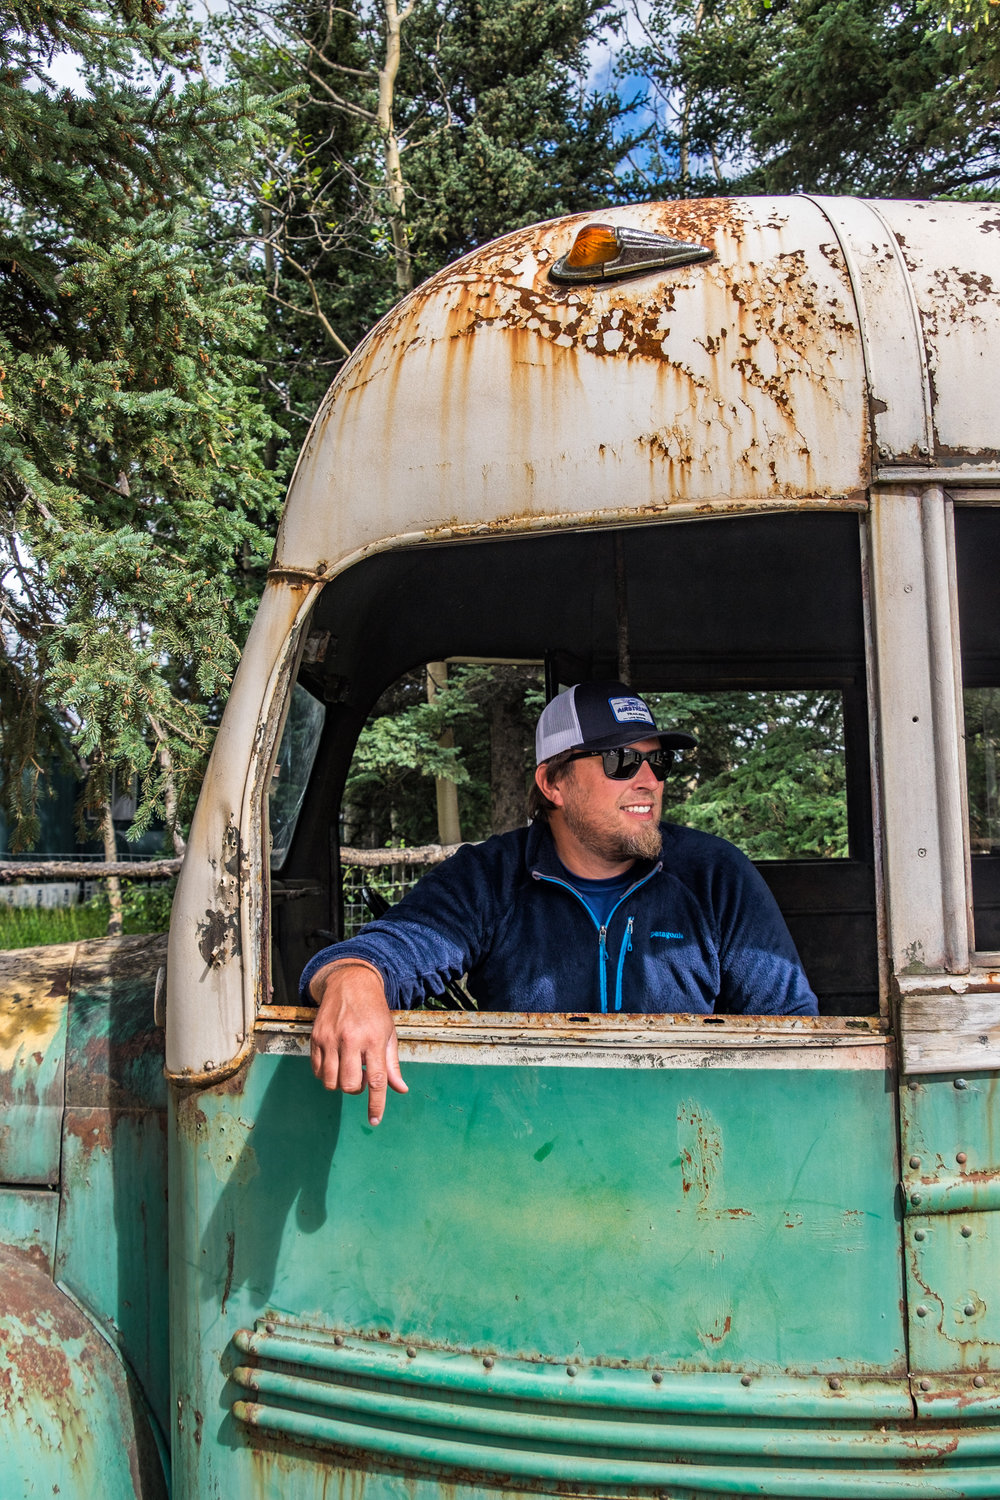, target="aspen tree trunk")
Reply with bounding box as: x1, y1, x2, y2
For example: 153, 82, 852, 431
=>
378, 0, 415, 297
487, 692, 526, 834
678, 2, 704, 192
426, 661, 462, 845
100, 802, 124, 938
